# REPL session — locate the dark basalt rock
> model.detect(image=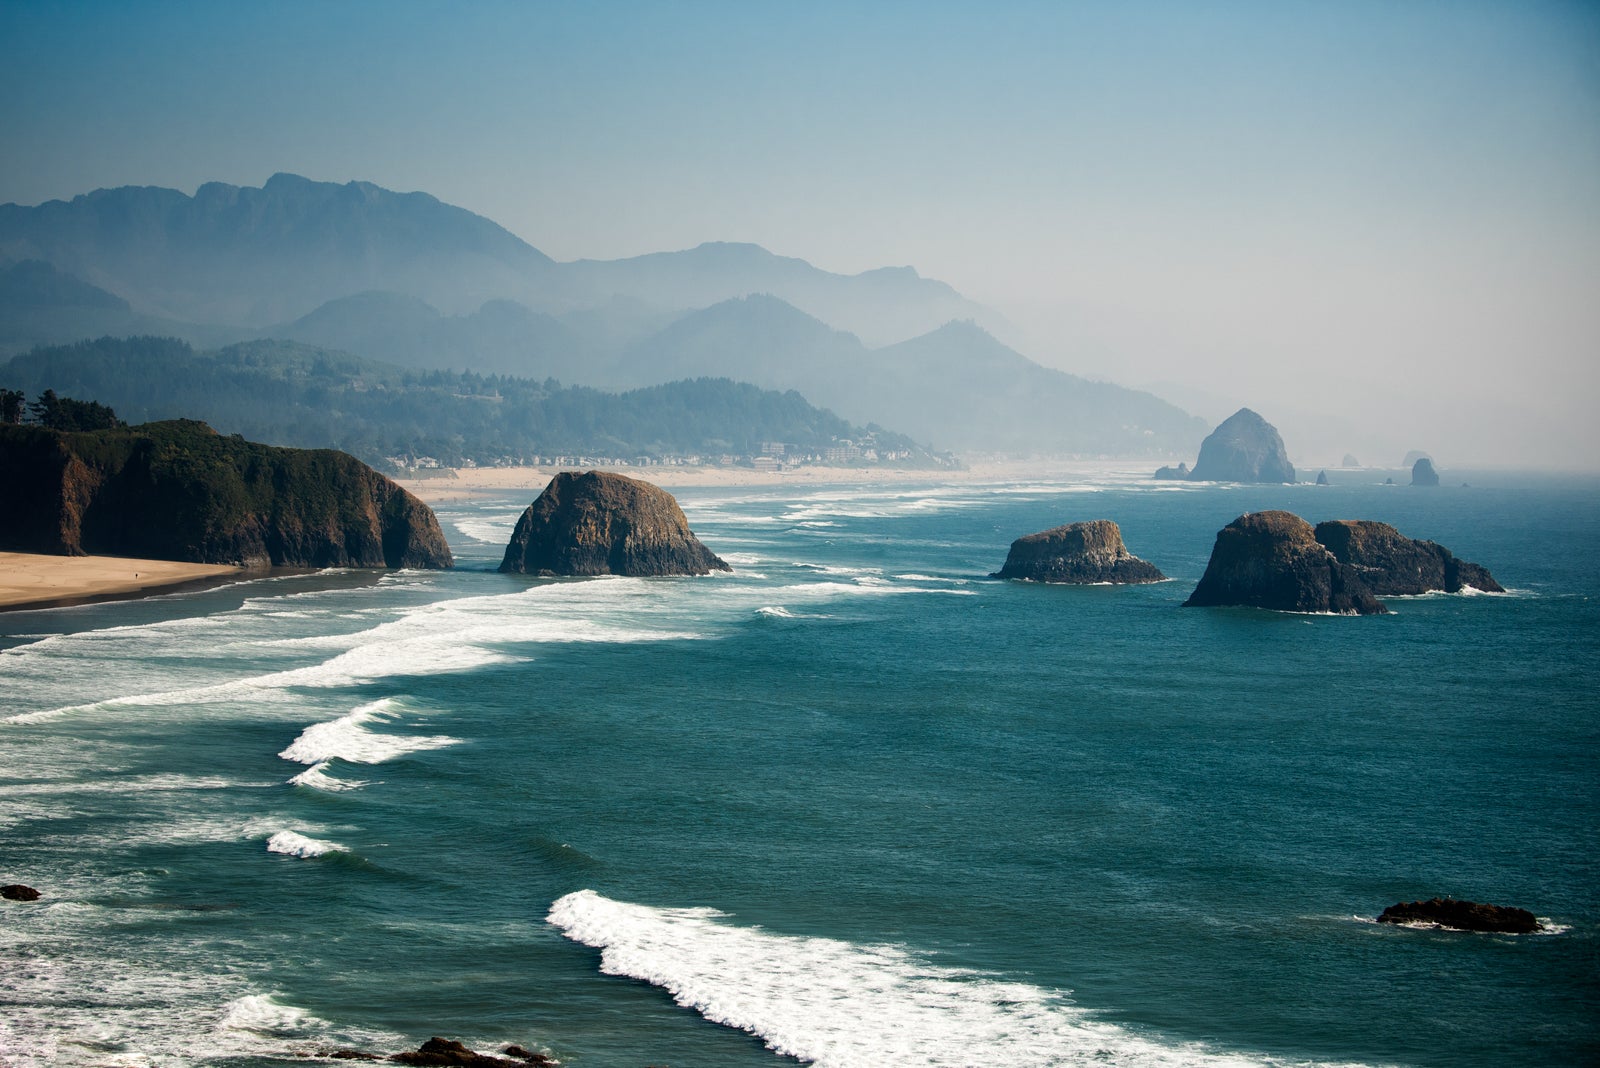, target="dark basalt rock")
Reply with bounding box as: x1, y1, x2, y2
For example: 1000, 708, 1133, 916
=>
1377, 897, 1541, 934
1313, 520, 1504, 595
390, 1037, 556, 1066
1187, 408, 1295, 483
1411, 457, 1440, 486
1315, 470, 1329, 485
992, 520, 1165, 584
0, 421, 451, 569
1152, 461, 1189, 480
500, 470, 730, 577
1183, 511, 1387, 614
2, 884, 42, 901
